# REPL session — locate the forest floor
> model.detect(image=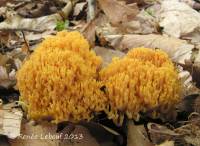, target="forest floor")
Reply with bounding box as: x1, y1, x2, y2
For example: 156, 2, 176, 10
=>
1, 0, 200, 146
